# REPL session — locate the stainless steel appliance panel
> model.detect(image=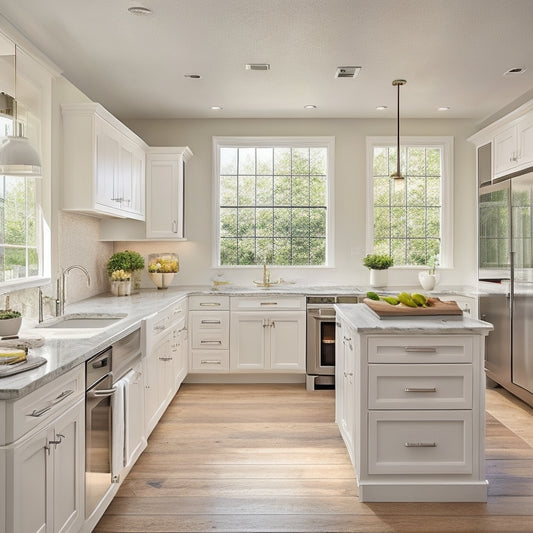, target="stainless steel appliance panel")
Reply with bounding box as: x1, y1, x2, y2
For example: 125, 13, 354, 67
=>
479, 293, 511, 383
85, 348, 115, 518
512, 292, 533, 393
